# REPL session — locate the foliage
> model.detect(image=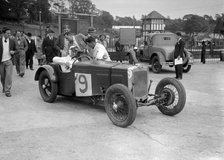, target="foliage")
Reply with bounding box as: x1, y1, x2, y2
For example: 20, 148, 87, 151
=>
68, 0, 96, 14
94, 11, 114, 29
113, 16, 141, 26
165, 18, 183, 33
0, 0, 51, 23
